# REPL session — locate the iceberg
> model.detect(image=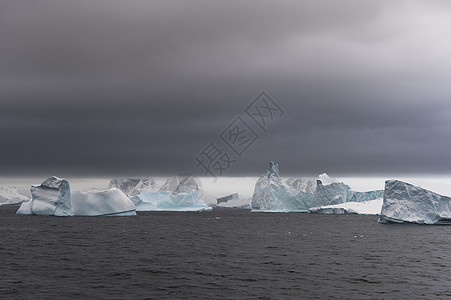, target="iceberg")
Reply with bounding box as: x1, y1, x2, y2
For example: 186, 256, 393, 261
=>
17, 176, 73, 216
131, 190, 211, 211
312, 180, 350, 207
216, 193, 250, 209
309, 198, 383, 215
17, 177, 136, 216
378, 180, 451, 224
217, 193, 239, 204
0, 186, 28, 206
311, 176, 383, 211
251, 162, 313, 212
108, 178, 158, 197
71, 188, 136, 216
